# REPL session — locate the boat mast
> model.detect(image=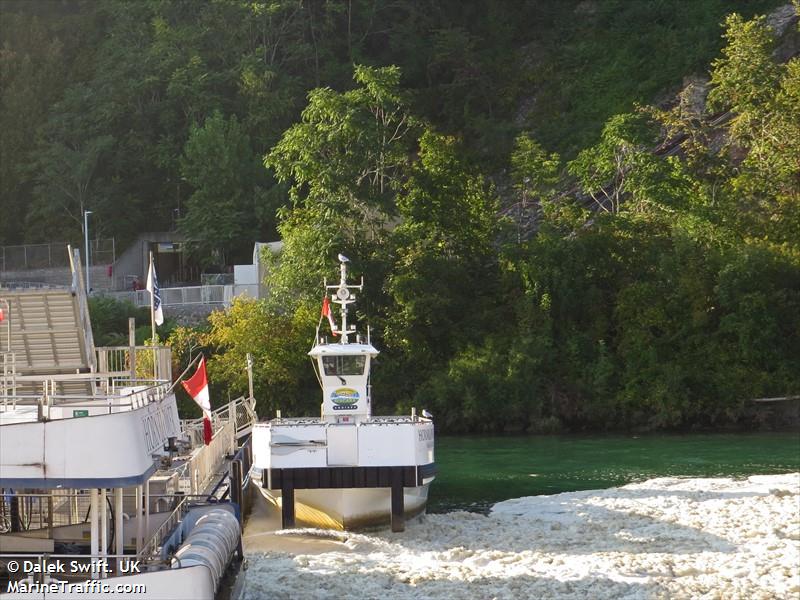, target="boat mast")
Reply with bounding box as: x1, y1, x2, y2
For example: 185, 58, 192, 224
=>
339, 260, 349, 344
326, 255, 363, 345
